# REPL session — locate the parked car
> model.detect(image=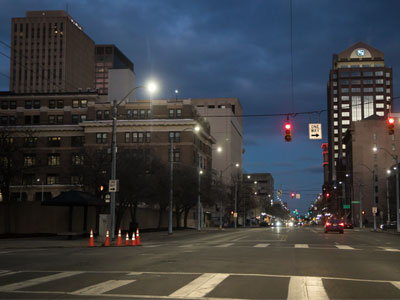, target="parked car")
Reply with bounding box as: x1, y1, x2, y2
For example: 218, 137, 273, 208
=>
344, 222, 353, 229
324, 219, 344, 234
380, 221, 397, 230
